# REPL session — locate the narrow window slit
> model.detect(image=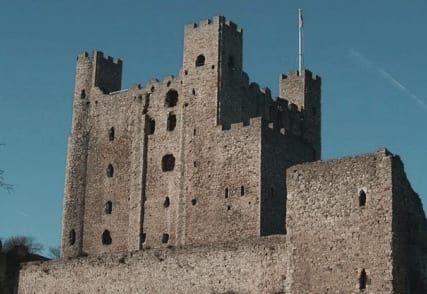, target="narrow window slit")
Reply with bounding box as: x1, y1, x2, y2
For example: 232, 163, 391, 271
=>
359, 190, 366, 207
